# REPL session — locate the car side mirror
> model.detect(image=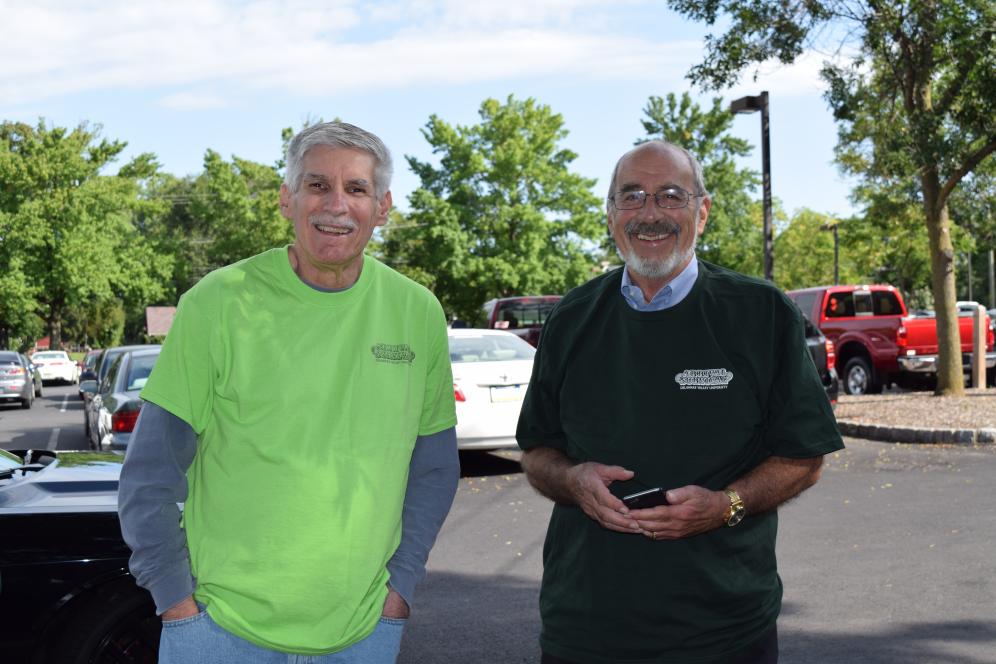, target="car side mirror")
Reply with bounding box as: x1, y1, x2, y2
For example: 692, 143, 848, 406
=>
81, 370, 97, 382
79, 380, 98, 395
